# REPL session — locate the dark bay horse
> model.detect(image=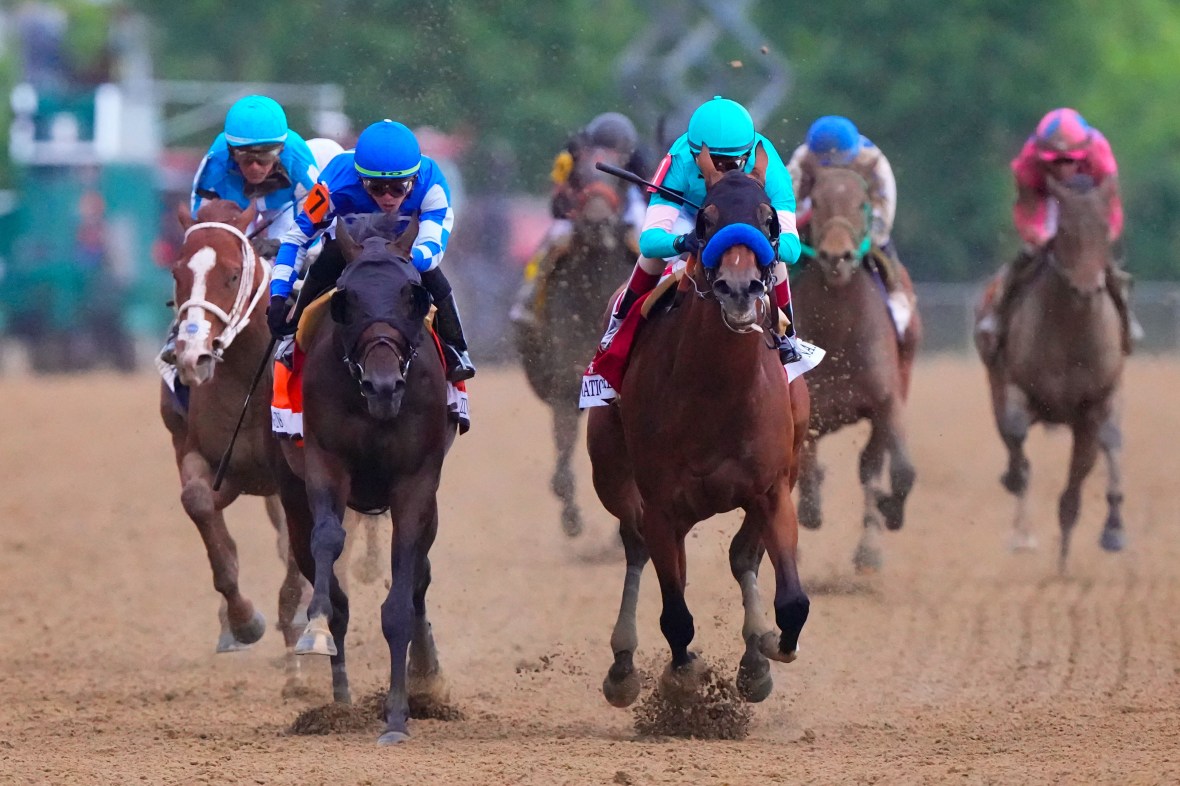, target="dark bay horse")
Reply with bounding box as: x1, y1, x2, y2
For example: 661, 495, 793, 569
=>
516, 143, 636, 537
792, 168, 921, 572
588, 143, 810, 709
160, 200, 308, 687
275, 224, 456, 745
976, 175, 1125, 570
